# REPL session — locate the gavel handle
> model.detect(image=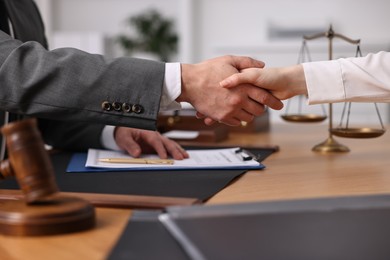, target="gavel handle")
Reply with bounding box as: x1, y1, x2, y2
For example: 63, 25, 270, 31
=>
0, 159, 14, 180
